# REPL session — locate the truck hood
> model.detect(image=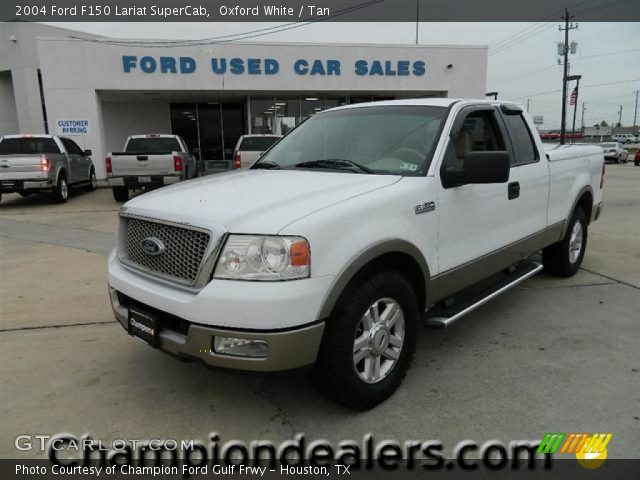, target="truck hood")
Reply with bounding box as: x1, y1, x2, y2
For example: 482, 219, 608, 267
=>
122, 169, 401, 234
